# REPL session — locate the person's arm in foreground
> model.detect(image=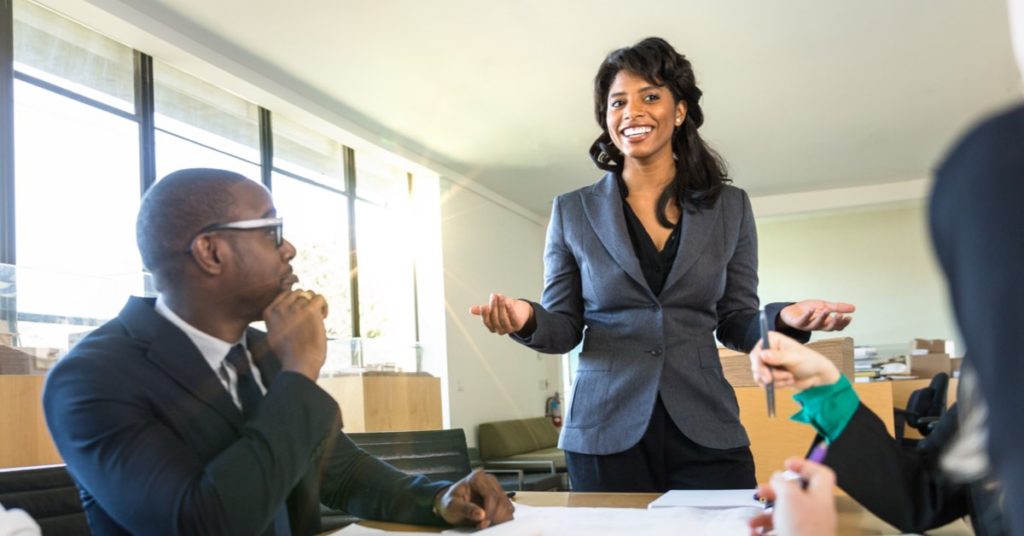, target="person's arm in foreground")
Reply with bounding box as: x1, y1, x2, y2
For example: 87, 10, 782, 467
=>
750, 332, 970, 532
